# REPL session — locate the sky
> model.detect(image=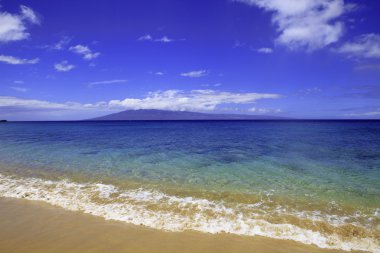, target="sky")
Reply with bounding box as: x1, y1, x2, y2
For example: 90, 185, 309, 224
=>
0, 0, 380, 120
